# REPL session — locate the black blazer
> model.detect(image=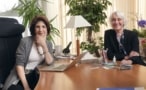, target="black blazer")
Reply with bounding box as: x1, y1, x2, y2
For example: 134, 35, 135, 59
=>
104, 29, 144, 64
